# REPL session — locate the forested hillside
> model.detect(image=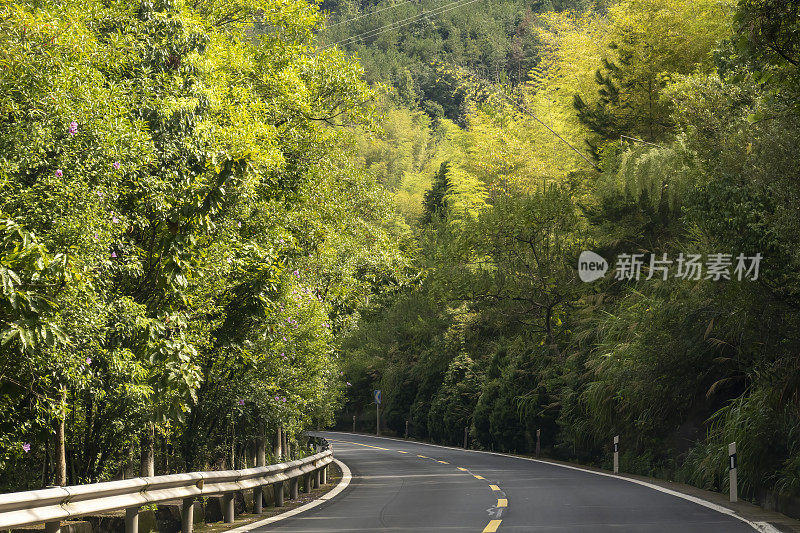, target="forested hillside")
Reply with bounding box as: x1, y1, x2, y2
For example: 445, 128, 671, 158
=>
330, 0, 800, 508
